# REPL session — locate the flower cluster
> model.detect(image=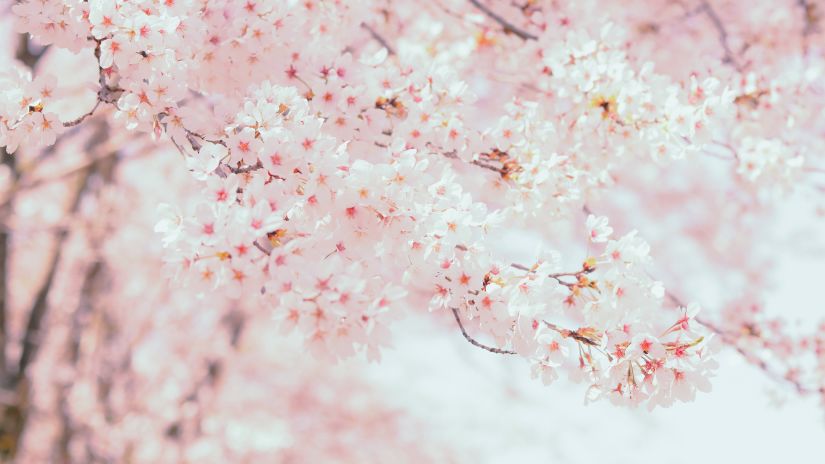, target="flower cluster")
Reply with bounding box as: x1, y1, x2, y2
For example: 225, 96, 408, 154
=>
0, 71, 62, 152
443, 216, 717, 408
736, 137, 804, 190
